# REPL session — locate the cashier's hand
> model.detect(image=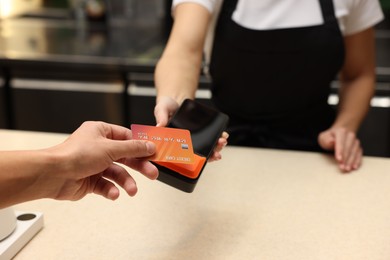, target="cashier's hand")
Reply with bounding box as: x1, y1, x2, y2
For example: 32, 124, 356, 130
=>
154, 96, 228, 162
46, 121, 158, 201
318, 127, 363, 173
154, 96, 180, 128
